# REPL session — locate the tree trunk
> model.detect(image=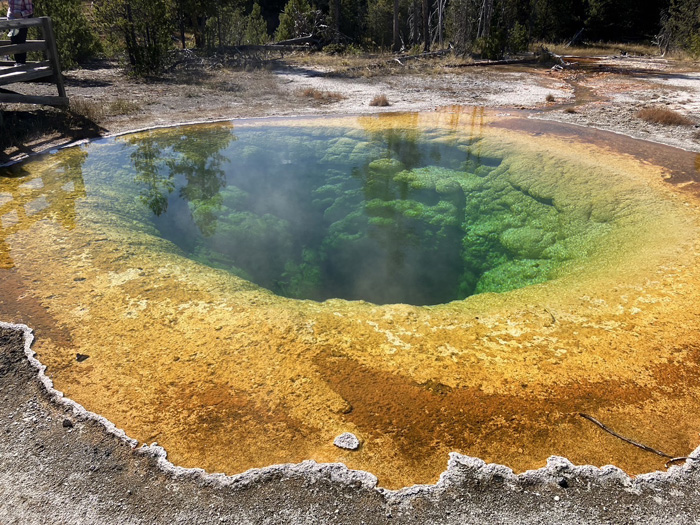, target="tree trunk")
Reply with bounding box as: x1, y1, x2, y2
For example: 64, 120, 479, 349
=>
333, 0, 340, 42
422, 0, 430, 51
477, 0, 493, 39
393, 0, 400, 51
217, 7, 222, 48
176, 0, 186, 49
179, 17, 186, 49
412, 0, 420, 46
437, 0, 443, 48
125, 2, 137, 66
